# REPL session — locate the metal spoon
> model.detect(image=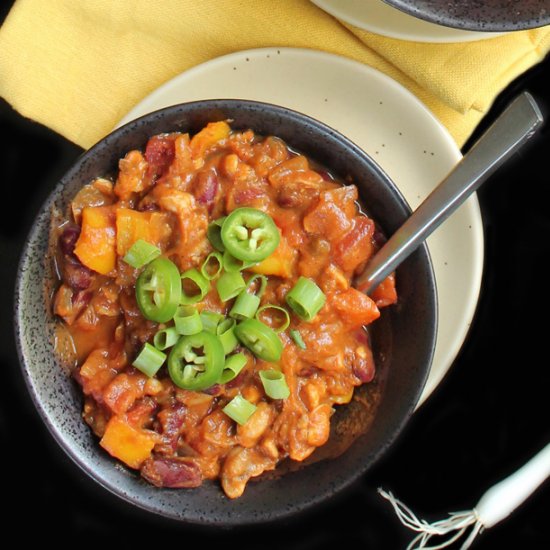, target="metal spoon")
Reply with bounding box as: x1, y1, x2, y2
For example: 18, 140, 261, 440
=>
356, 91, 544, 294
